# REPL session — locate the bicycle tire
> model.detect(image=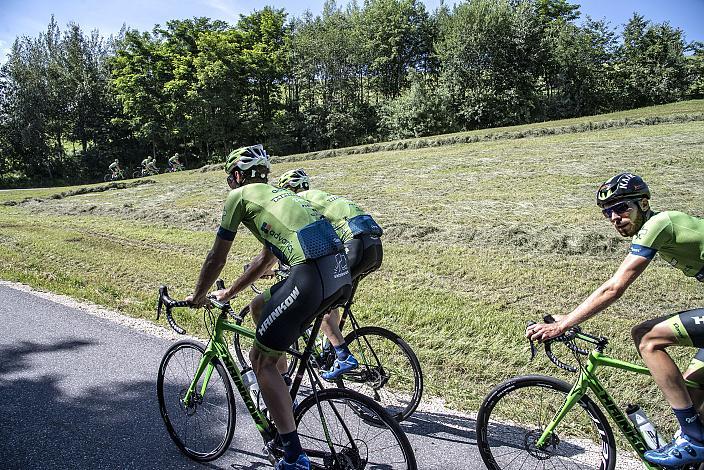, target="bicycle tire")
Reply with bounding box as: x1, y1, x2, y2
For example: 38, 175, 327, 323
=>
335, 326, 423, 423
132, 170, 141, 179
157, 340, 237, 462
476, 375, 616, 470
103, 174, 111, 182
294, 388, 417, 469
